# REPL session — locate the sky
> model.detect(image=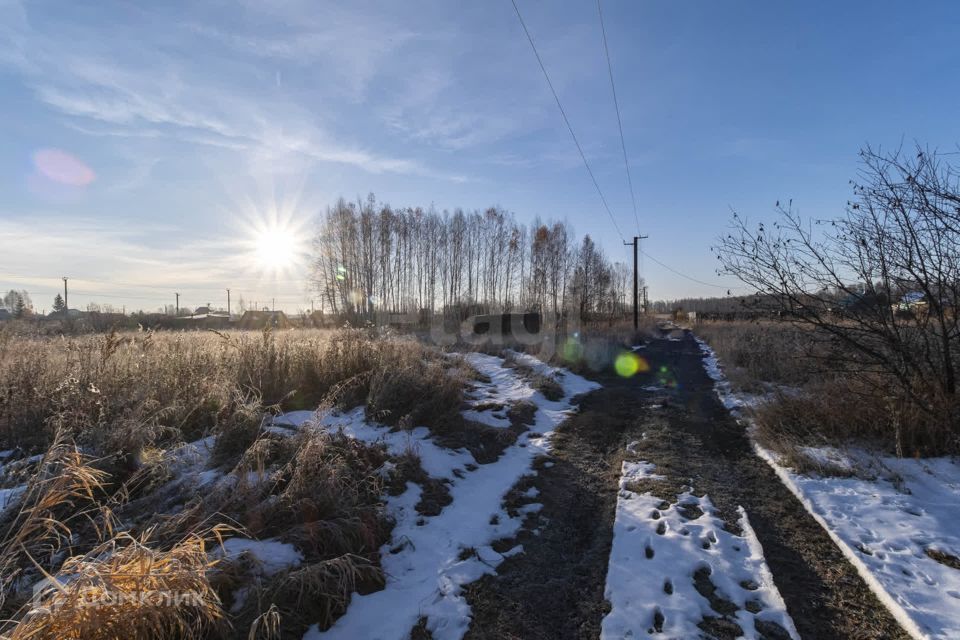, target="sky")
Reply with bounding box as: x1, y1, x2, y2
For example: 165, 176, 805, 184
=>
2, 0, 960, 313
